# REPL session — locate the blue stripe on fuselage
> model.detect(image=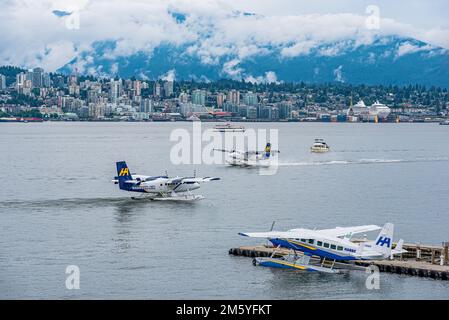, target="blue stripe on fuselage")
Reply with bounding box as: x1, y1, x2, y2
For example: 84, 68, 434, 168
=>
270, 239, 356, 261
